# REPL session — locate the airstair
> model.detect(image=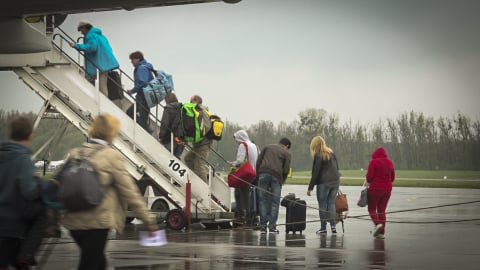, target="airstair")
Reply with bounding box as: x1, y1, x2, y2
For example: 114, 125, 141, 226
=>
0, 23, 232, 229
